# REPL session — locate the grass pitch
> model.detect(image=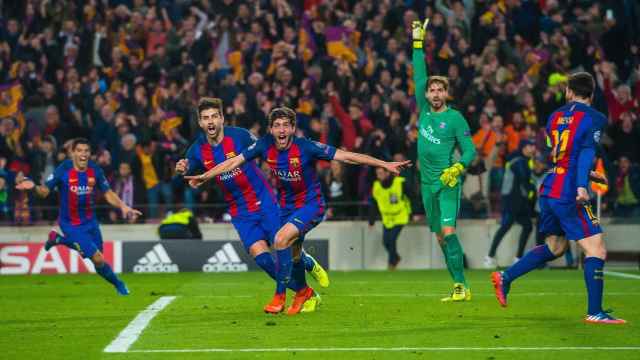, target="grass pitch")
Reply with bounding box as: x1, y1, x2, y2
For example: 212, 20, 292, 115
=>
1, 269, 639, 360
